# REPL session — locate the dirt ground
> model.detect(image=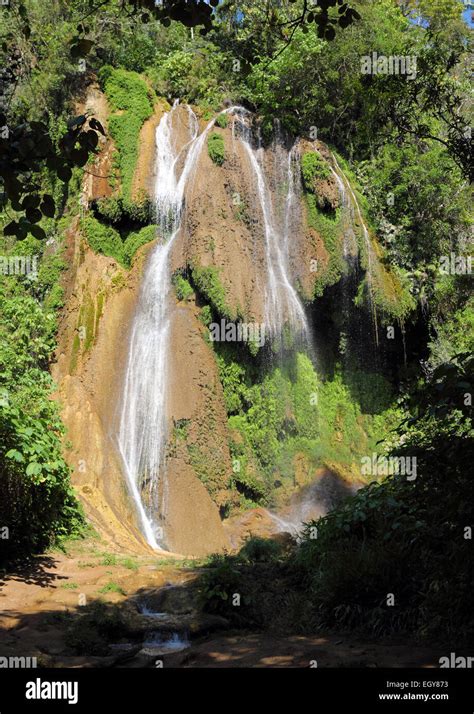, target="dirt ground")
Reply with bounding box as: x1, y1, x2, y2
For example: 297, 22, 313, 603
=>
0, 538, 446, 669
